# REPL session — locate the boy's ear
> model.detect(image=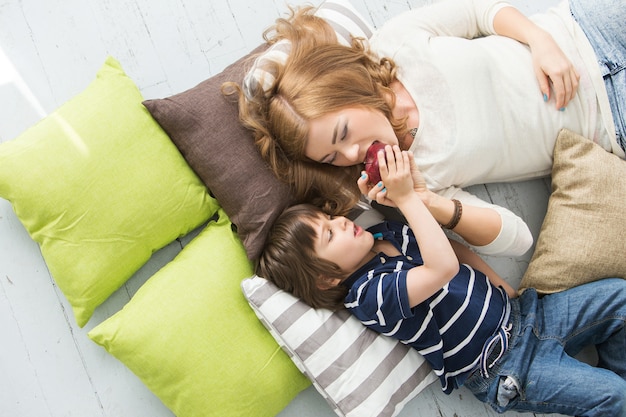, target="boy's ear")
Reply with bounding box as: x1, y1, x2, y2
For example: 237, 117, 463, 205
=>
316, 275, 341, 290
